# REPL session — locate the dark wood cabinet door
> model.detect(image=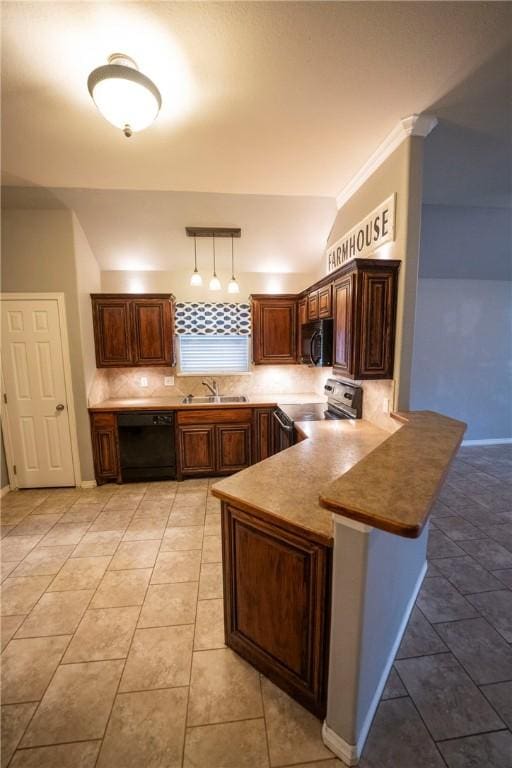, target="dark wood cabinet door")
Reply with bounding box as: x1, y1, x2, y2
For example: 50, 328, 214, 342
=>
333, 275, 354, 376
252, 297, 297, 364
253, 408, 273, 463
132, 298, 173, 366
222, 503, 331, 717
307, 291, 319, 321
297, 298, 307, 360
90, 413, 120, 483
318, 285, 332, 319
178, 426, 215, 475
92, 298, 133, 367
216, 424, 252, 474
357, 269, 397, 378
